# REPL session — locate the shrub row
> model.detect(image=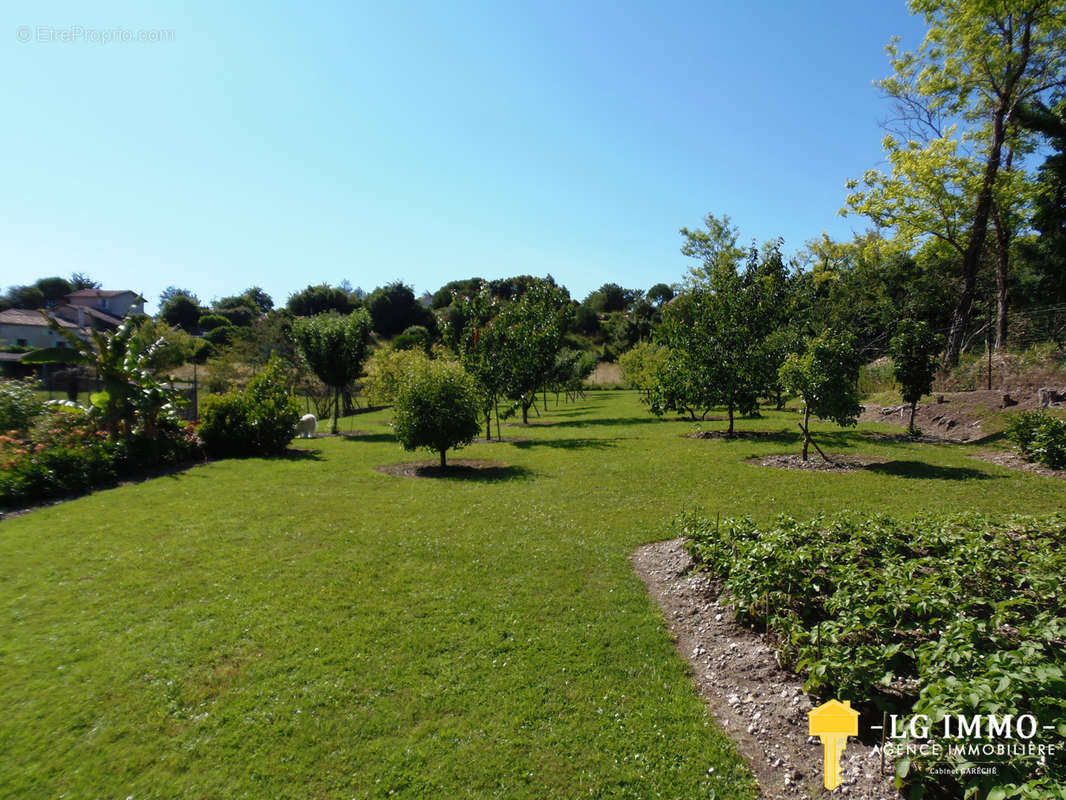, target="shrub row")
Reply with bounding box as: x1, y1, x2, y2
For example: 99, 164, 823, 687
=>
1, 409, 202, 507
679, 511, 1066, 800
1005, 411, 1066, 469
